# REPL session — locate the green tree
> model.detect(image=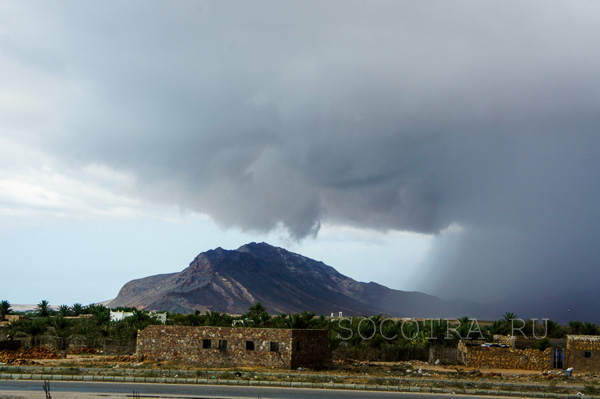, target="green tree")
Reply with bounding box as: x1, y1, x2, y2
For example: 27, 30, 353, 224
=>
581, 322, 600, 335
58, 305, 71, 317
170, 311, 203, 326
424, 318, 451, 344
535, 337, 552, 351
501, 312, 520, 335
51, 315, 73, 352
247, 302, 267, 318
244, 302, 271, 327
569, 321, 584, 335
72, 303, 84, 316
454, 316, 482, 341
0, 300, 11, 320
484, 320, 508, 340
539, 320, 566, 339
108, 320, 138, 340
204, 311, 230, 327
12, 318, 48, 346
86, 304, 111, 336
37, 300, 52, 317
286, 311, 316, 329
109, 310, 165, 339
72, 317, 100, 341
269, 313, 289, 328
502, 312, 518, 323
124, 309, 158, 330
